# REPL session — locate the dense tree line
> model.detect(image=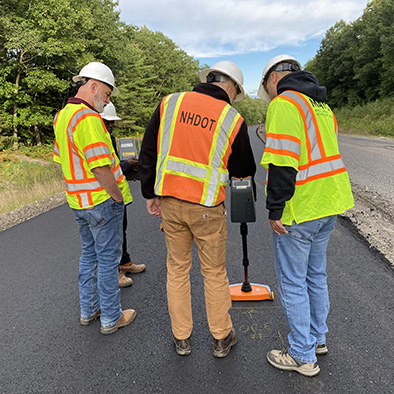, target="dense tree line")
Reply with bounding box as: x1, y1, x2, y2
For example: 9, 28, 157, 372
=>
0, 0, 201, 149
305, 0, 394, 108
7, 0, 389, 149
0, 0, 265, 150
